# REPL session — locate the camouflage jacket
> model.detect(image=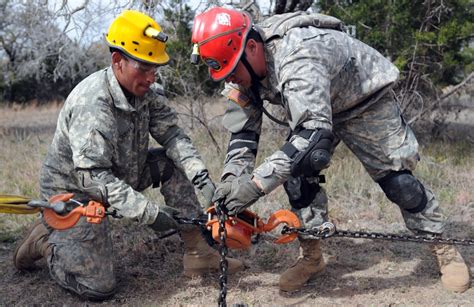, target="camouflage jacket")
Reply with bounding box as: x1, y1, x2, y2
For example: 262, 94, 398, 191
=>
221, 12, 400, 193
40, 67, 206, 224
